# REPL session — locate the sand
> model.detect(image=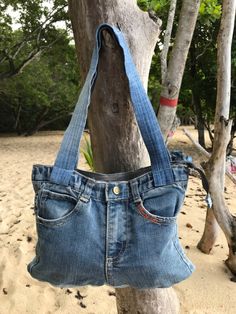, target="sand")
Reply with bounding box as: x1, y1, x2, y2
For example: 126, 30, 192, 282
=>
0, 127, 235, 314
